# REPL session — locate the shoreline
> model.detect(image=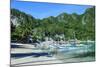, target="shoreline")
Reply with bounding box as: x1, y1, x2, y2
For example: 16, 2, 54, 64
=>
10, 41, 95, 66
